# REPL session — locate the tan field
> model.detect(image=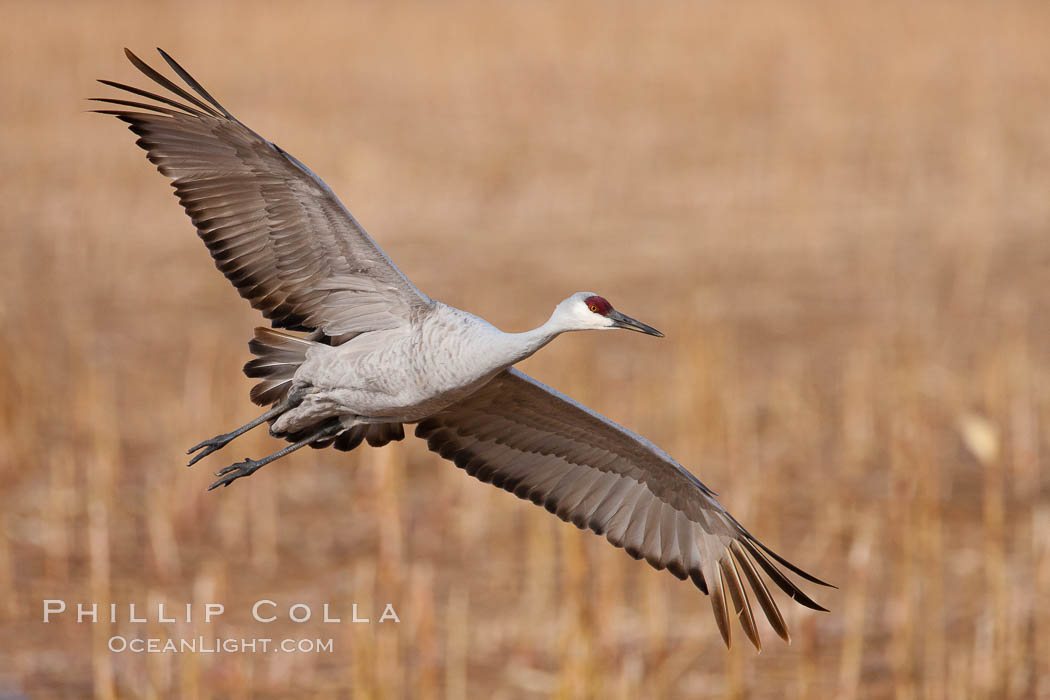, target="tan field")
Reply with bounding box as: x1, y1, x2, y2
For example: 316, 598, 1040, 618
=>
2, 1, 1049, 697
